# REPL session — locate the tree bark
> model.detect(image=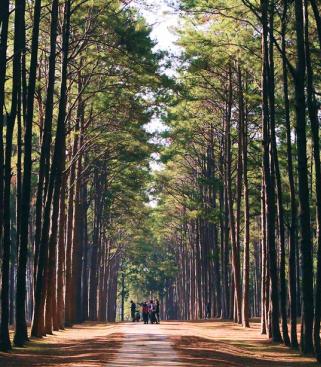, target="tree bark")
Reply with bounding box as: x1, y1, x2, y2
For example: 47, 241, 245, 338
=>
33, 0, 58, 286
15, 0, 42, 346
261, 0, 282, 342
294, 0, 314, 355
240, 65, 250, 328
1, 0, 25, 350
71, 73, 84, 324
81, 171, 89, 322
267, 1, 288, 345
281, 0, 298, 349
65, 129, 78, 327
57, 152, 67, 330
0, 0, 9, 263
304, 0, 321, 359
31, 0, 71, 337
226, 64, 242, 324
